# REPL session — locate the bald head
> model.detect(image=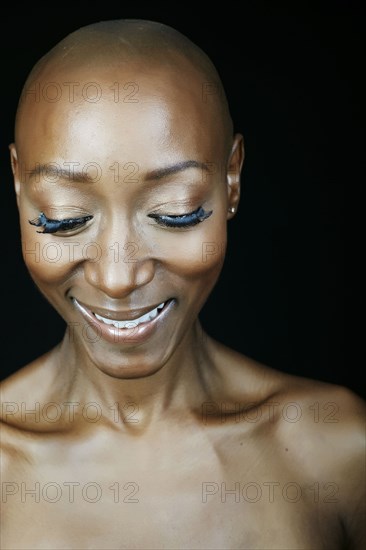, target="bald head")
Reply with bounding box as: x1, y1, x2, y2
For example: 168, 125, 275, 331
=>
11, 19, 244, 346
15, 19, 233, 150
30, 19, 221, 73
